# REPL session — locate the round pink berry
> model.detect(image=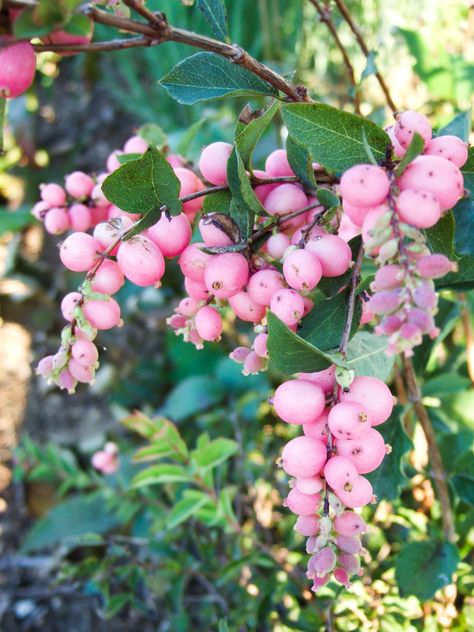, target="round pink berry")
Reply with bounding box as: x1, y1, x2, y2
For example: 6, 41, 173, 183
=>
60, 232, 100, 272
199, 142, 233, 185
340, 164, 390, 207
273, 379, 325, 425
